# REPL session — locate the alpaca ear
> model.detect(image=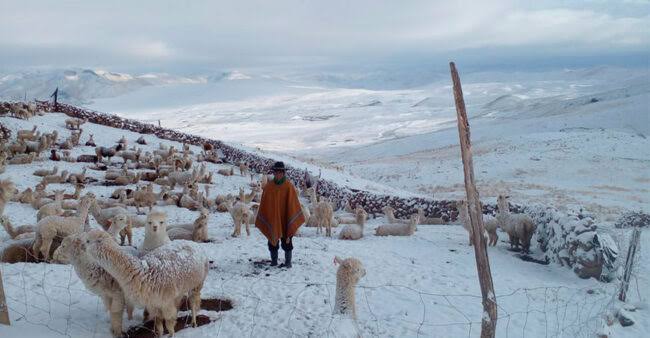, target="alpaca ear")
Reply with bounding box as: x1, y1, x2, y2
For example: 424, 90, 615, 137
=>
334, 256, 342, 265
